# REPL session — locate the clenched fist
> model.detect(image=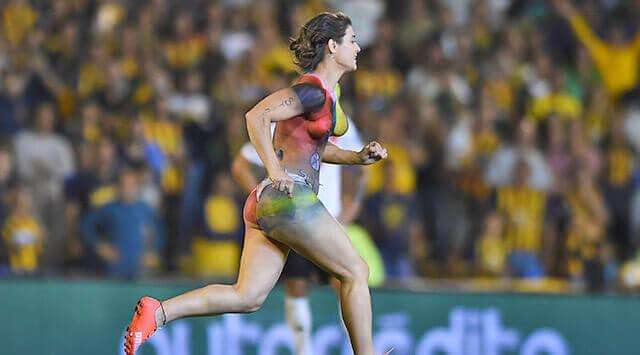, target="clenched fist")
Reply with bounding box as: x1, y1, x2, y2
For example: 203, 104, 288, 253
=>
357, 141, 388, 165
